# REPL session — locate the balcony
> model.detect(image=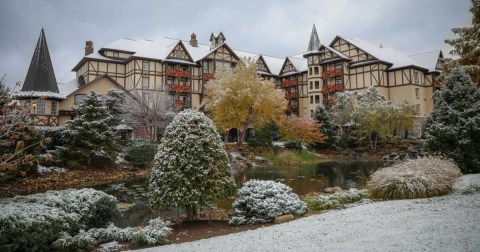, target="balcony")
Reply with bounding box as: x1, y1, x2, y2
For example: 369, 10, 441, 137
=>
286, 104, 298, 111
321, 69, 343, 78
322, 84, 345, 94
166, 69, 192, 77
203, 73, 215, 81
175, 99, 192, 109
281, 79, 298, 88
284, 92, 298, 100
167, 84, 192, 93
30, 114, 60, 126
